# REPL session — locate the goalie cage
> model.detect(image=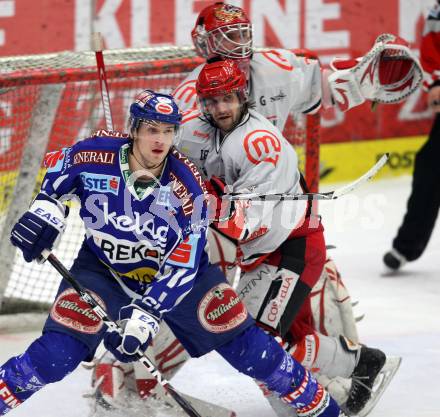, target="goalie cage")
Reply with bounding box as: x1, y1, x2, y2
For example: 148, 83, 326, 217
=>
0, 45, 320, 330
